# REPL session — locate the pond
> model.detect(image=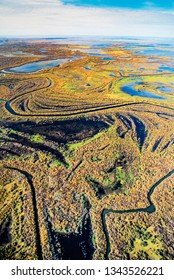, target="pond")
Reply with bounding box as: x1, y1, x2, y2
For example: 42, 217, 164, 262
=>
84, 66, 91, 70
158, 87, 173, 93
102, 57, 115, 61
157, 65, 174, 73
121, 82, 166, 100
